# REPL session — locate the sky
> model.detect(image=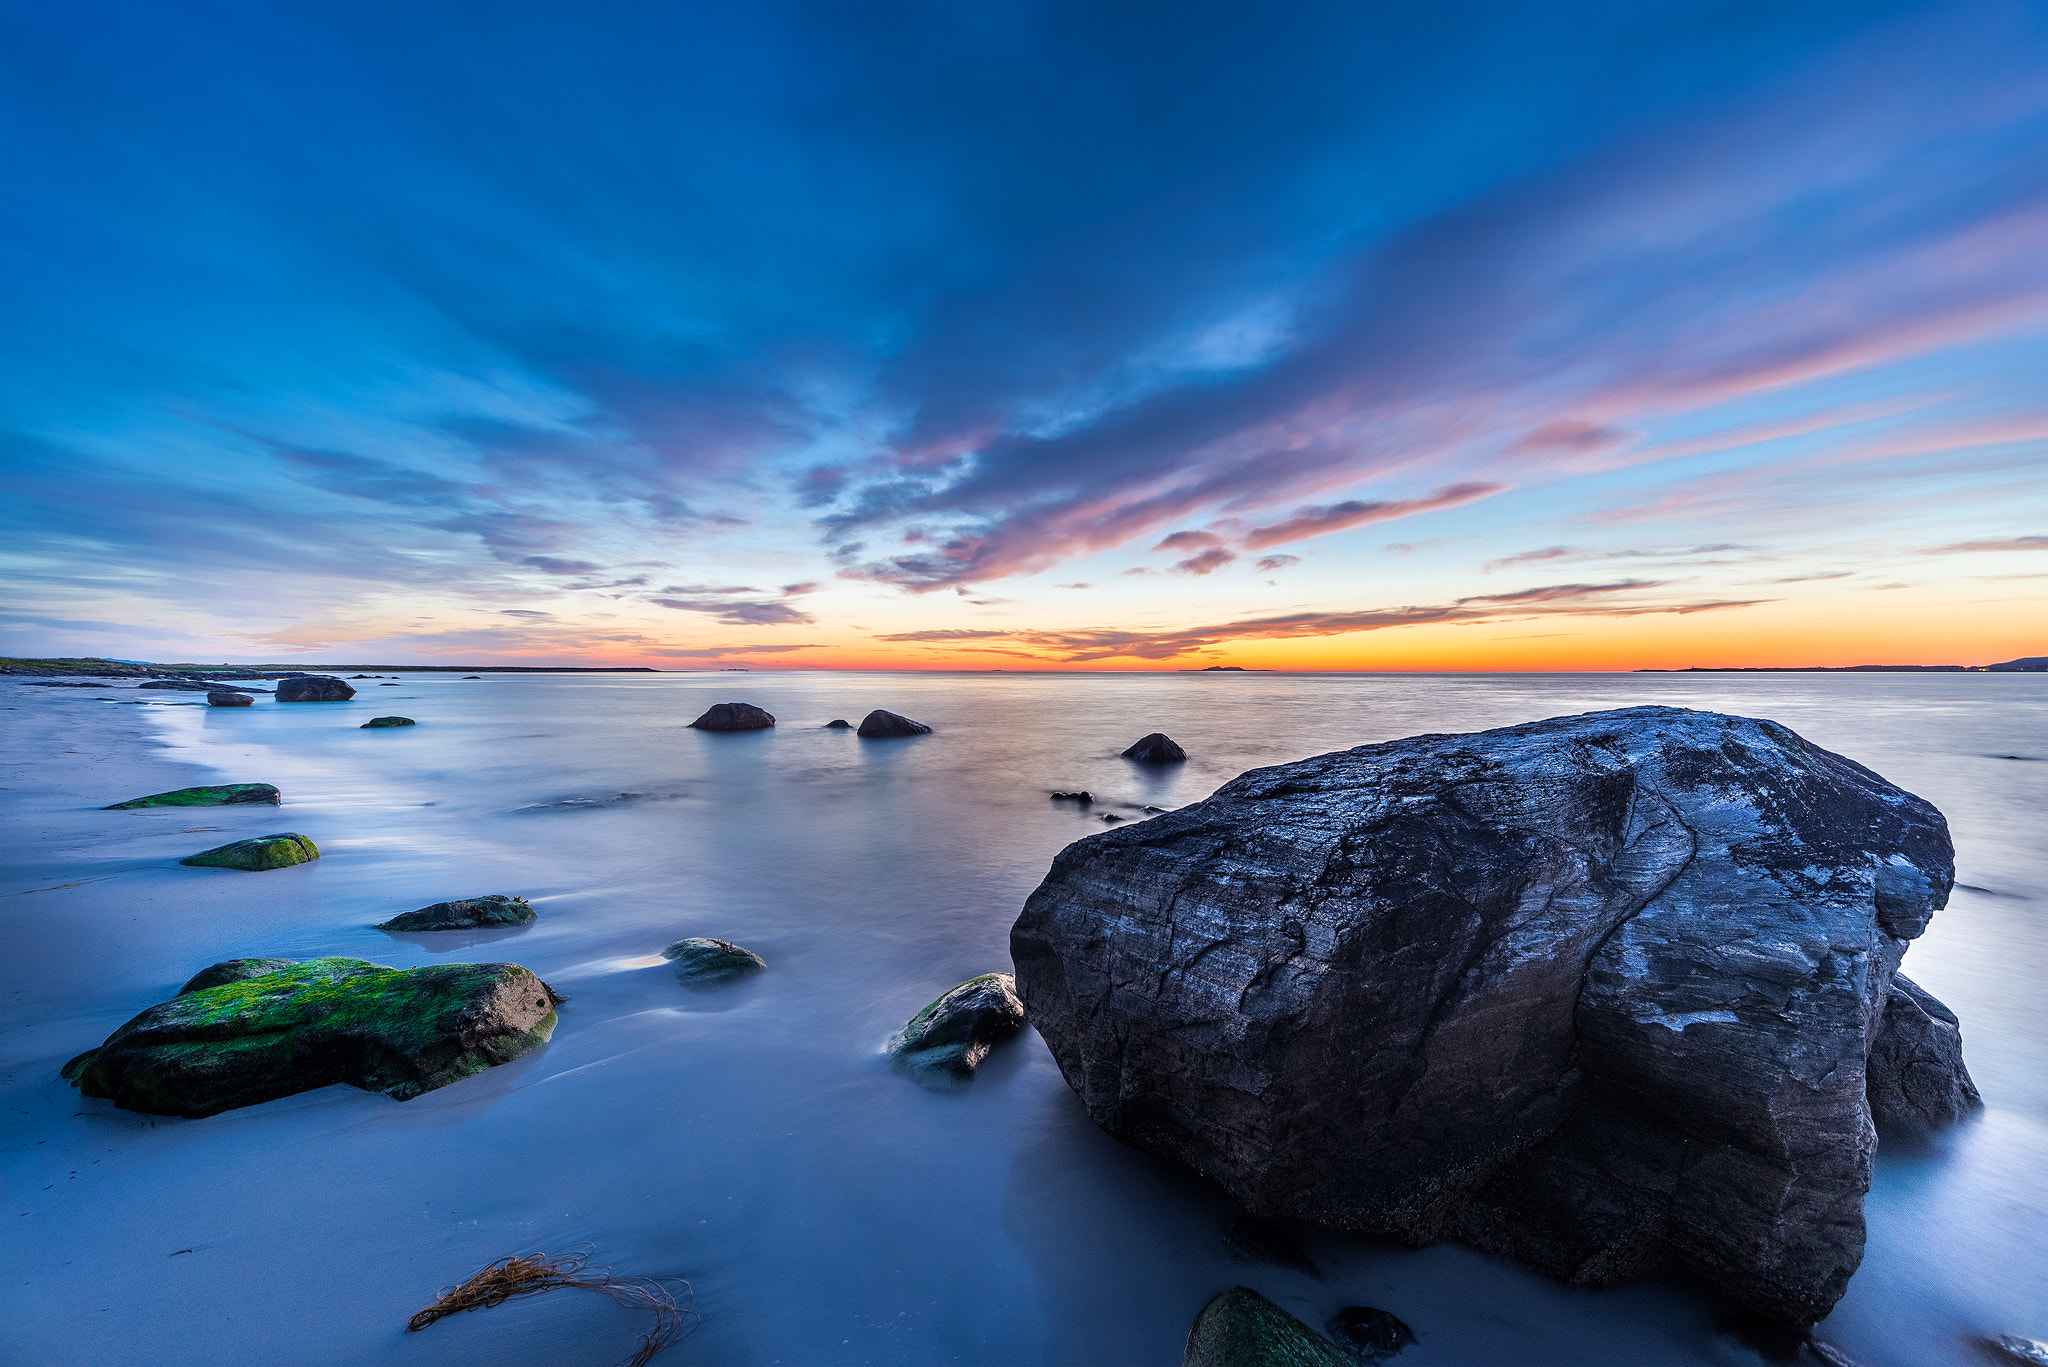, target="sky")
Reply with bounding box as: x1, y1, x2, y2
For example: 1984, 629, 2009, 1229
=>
2, 0, 2044, 671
